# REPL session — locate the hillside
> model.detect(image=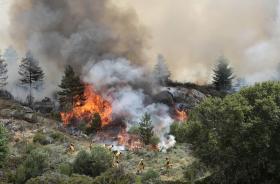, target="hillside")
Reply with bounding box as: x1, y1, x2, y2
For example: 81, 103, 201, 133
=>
0, 98, 194, 184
